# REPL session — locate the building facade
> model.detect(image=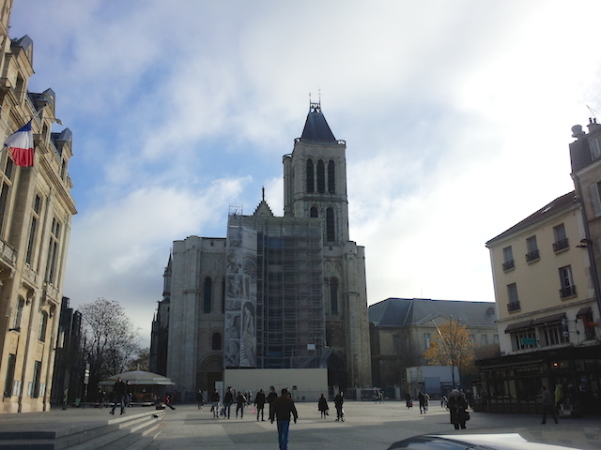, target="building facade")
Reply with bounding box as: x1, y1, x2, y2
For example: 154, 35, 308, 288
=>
152, 103, 371, 400
369, 297, 498, 397
0, 0, 77, 414
479, 187, 600, 414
